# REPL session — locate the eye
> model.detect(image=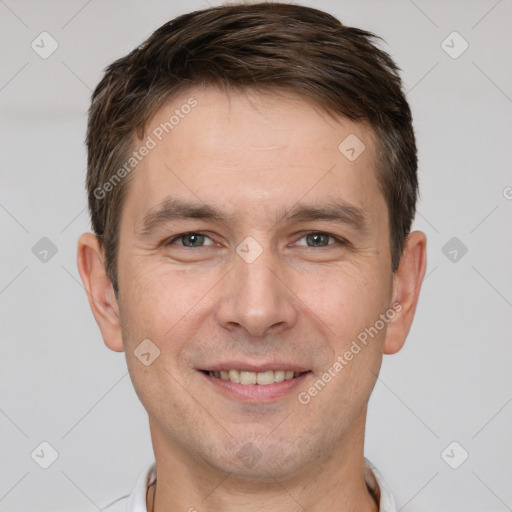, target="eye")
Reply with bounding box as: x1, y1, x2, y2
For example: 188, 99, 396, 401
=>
167, 232, 215, 247
165, 231, 345, 249
294, 232, 344, 248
